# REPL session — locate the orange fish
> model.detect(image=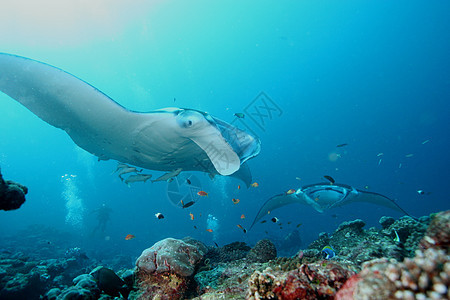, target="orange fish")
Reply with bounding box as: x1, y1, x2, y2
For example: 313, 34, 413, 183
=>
206, 229, 213, 232
232, 198, 240, 204
251, 182, 259, 188
286, 189, 296, 195
189, 213, 194, 220
238, 185, 241, 190
125, 234, 135, 240
197, 191, 208, 197
240, 214, 245, 219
